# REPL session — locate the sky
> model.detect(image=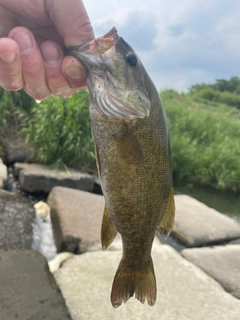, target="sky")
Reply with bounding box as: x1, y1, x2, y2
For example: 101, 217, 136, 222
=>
83, 0, 240, 92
